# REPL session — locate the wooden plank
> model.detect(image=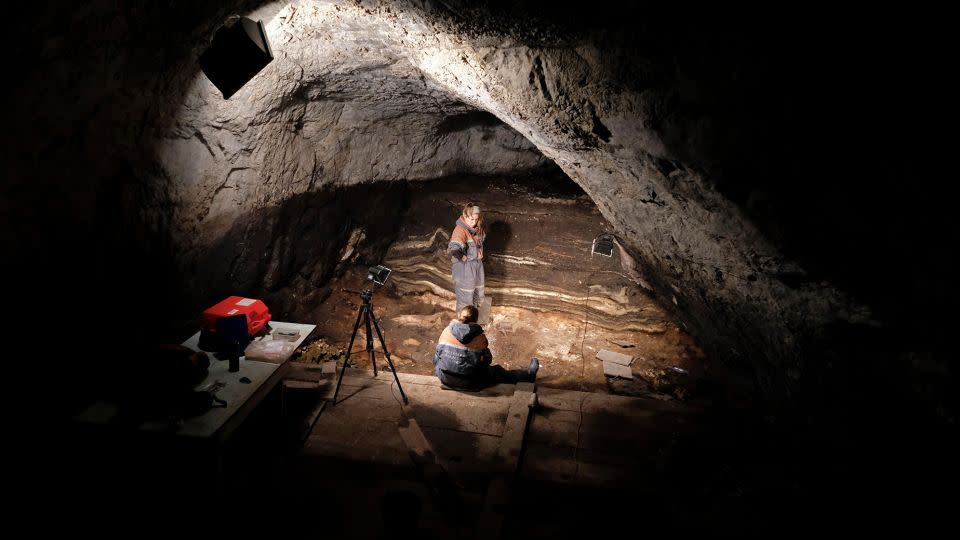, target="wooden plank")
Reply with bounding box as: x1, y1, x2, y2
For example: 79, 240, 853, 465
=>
340, 367, 442, 387
406, 401, 508, 436
578, 407, 686, 434
575, 429, 669, 454
527, 408, 581, 446
579, 393, 685, 416
317, 380, 337, 402
498, 386, 535, 469
478, 385, 537, 540
309, 406, 405, 438
300, 400, 326, 444
418, 427, 501, 485
528, 410, 679, 454
313, 394, 404, 428
520, 445, 655, 488
476, 474, 510, 540
419, 382, 517, 399
331, 376, 471, 405
536, 388, 588, 412
337, 367, 520, 397
396, 418, 435, 464
320, 377, 403, 404
575, 460, 641, 488
215, 360, 289, 443
395, 417, 469, 528
282, 379, 317, 390
286, 362, 329, 382
538, 388, 688, 416
341, 380, 399, 402
520, 441, 578, 483
312, 367, 518, 405
515, 382, 536, 395
575, 446, 659, 469
288, 365, 440, 387
304, 423, 410, 467
401, 383, 516, 408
